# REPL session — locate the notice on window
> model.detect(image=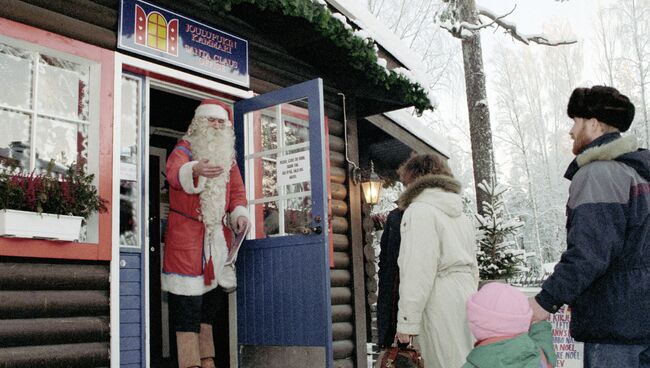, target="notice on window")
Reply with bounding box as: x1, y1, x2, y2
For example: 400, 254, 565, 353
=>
549, 305, 583, 367
120, 162, 137, 182
277, 151, 310, 187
